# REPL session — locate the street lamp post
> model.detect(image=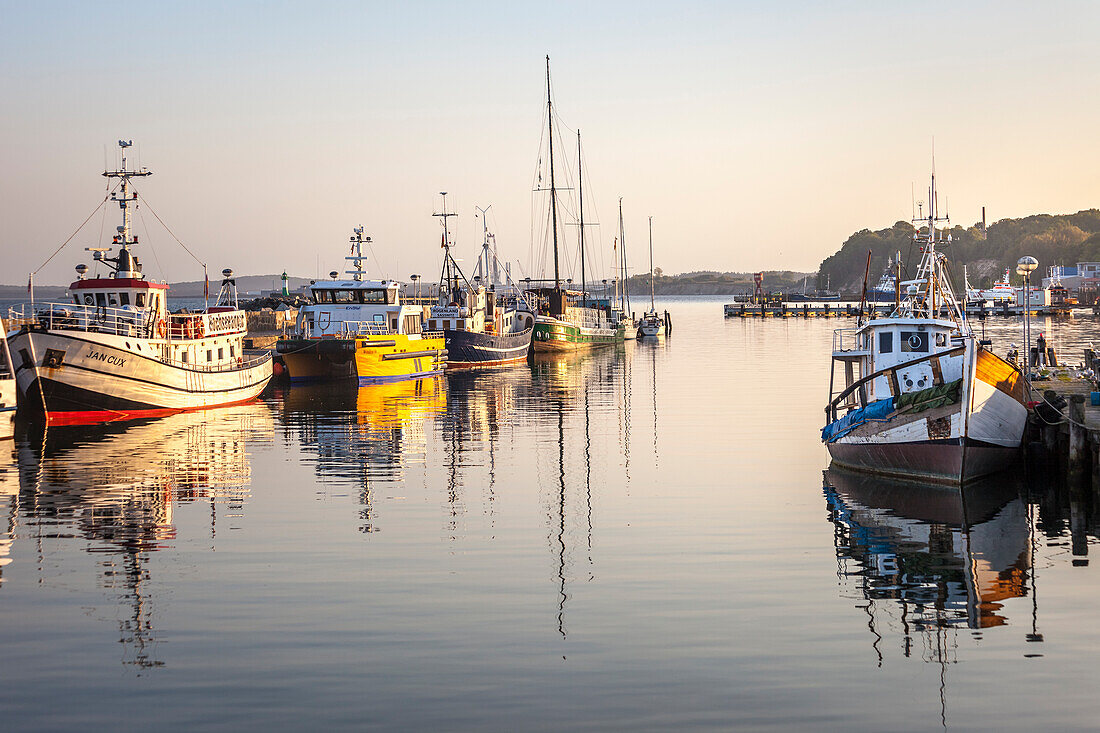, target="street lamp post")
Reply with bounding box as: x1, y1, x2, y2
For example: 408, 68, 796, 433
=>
1017, 256, 1038, 377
